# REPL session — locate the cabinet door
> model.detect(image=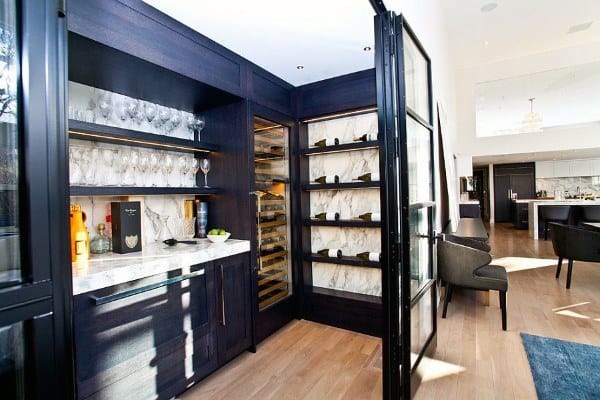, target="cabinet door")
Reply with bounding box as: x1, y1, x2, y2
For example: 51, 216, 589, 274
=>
510, 174, 535, 200
570, 160, 592, 177
592, 159, 600, 176
74, 264, 217, 400
553, 161, 571, 177
494, 175, 511, 222
535, 161, 554, 178
216, 254, 252, 365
